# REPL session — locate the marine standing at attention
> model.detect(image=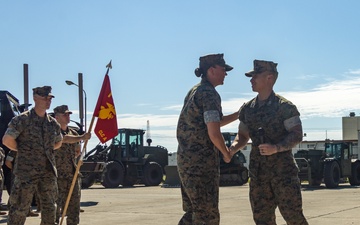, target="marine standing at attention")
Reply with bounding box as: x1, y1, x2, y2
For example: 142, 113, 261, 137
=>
2, 86, 63, 225
53, 104, 91, 225
229, 60, 308, 225
177, 53, 239, 225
